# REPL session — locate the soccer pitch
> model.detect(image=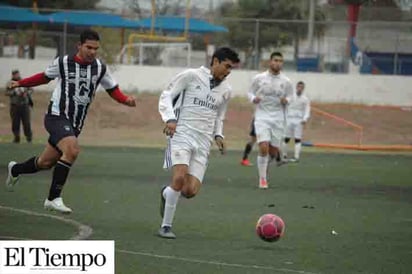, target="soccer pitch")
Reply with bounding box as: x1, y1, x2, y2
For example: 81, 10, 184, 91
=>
1, 143, 411, 274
